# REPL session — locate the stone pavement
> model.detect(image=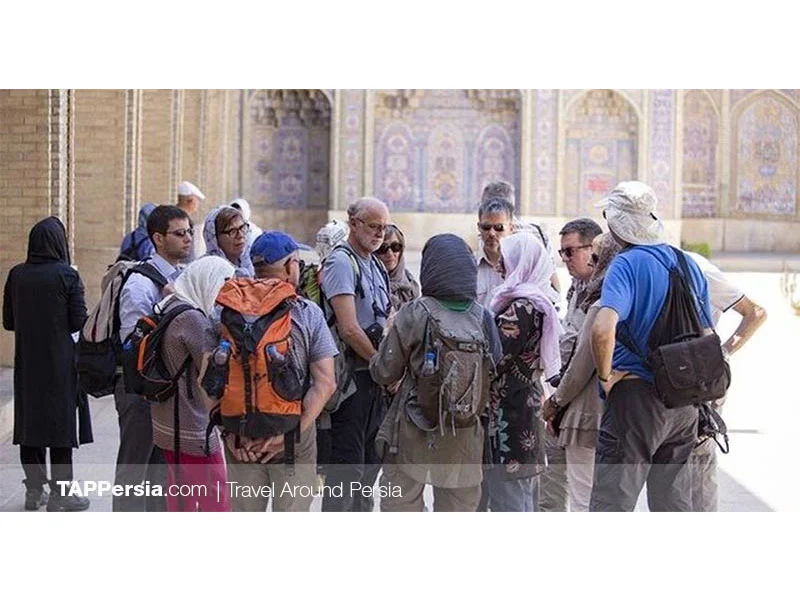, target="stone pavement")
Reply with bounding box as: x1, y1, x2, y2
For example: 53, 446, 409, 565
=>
1, 261, 795, 512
